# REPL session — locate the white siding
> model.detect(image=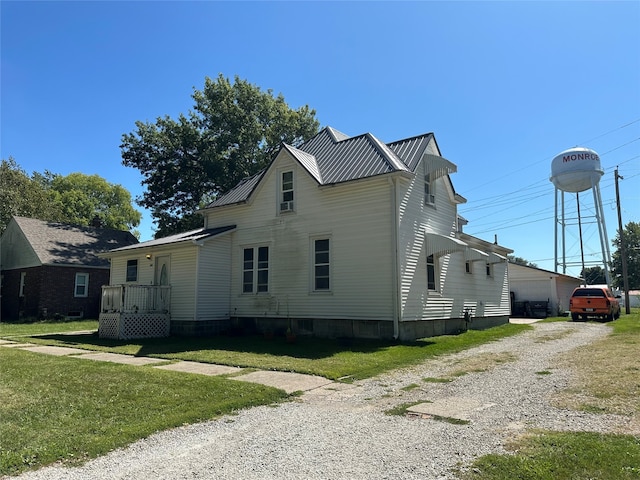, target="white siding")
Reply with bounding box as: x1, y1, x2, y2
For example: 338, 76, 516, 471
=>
195, 234, 232, 320
397, 141, 511, 321
164, 247, 197, 322
205, 151, 395, 322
